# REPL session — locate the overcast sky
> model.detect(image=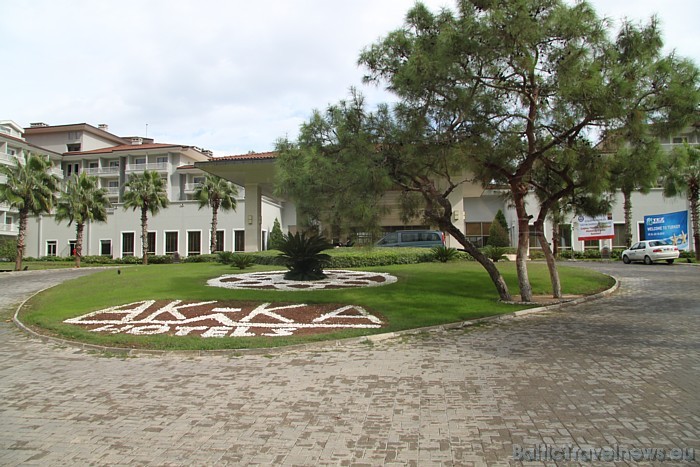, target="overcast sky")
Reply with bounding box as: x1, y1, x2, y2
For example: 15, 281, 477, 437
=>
2, 0, 698, 156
